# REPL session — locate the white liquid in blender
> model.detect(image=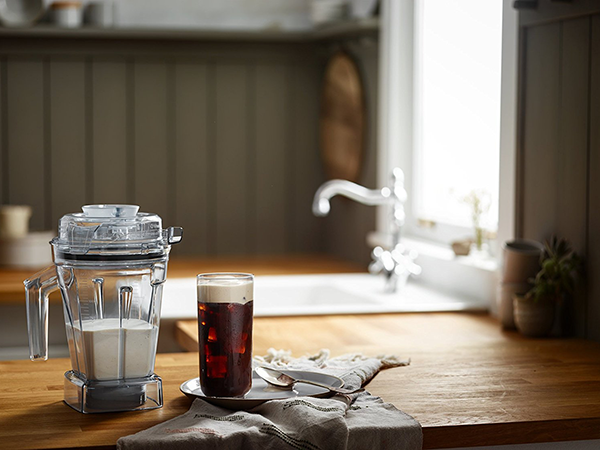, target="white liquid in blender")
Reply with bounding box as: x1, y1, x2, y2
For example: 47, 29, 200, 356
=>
66, 319, 158, 381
